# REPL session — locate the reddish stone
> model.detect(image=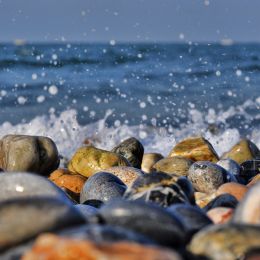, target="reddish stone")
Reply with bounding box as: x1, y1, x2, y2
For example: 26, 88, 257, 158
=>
207, 207, 234, 224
